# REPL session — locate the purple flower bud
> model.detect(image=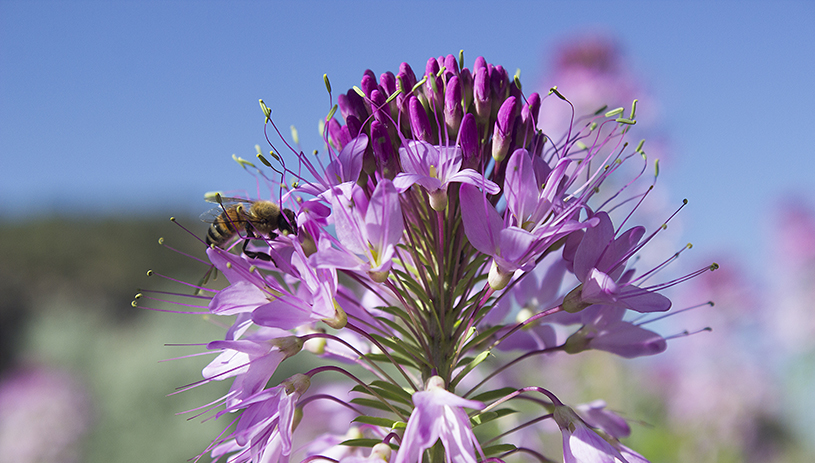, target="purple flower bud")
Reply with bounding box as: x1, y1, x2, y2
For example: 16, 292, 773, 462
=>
458, 112, 478, 167
399, 62, 417, 91
473, 56, 487, 75
527, 92, 541, 125
459, 67, 473, 111
474, 67, 491, 123
425, 57, 443, 105
338, 89, 368, 122
380, 71, 396, 96
328, 118, 350, 151
490, 65, 510, 115
361, 73, 378, 99
371, 120, 398, 179
345, 114, 362, 139
444, 76, 463, 139
370, 89, 389, 126
492, 96, 518, 161
409, 95, 433, 143
443, 53, 459, 77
